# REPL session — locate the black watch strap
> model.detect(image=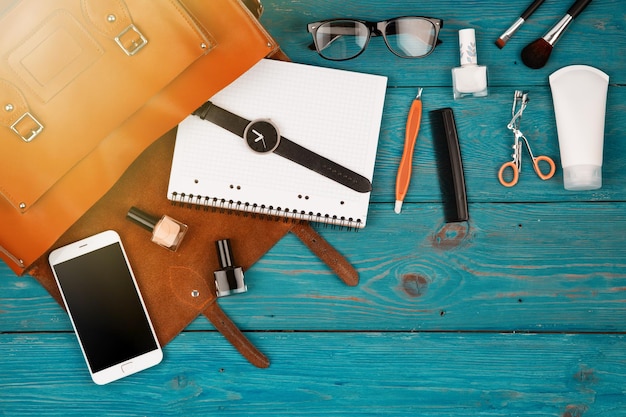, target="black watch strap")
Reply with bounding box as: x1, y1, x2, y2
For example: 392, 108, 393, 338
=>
192, 101, 372, 193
